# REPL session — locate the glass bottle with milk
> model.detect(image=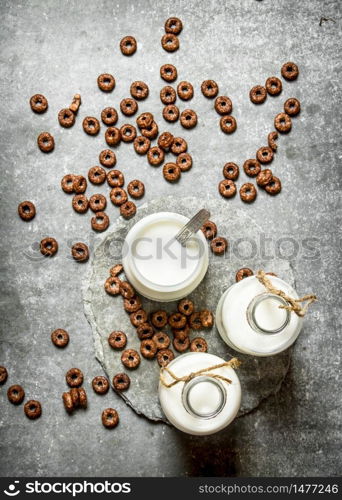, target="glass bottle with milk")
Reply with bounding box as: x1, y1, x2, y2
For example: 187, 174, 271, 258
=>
158, 352, 241, 435
216, 274, 304, 356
